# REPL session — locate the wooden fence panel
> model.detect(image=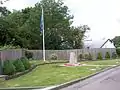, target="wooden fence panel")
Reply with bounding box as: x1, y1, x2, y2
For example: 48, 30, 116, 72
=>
28, 48, 116, 60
